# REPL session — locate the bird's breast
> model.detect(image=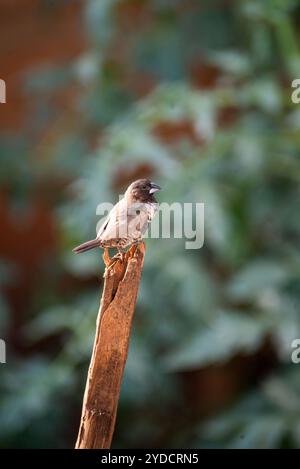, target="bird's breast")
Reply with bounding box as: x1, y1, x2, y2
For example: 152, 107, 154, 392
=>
144, 202, 158, 221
